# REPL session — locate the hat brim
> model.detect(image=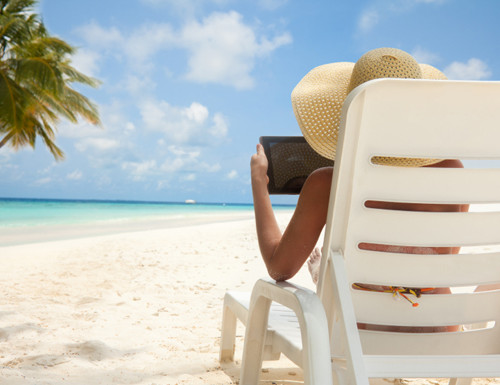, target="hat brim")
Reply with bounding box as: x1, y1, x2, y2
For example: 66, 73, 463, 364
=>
292, 61, 447, 166
292, 62, 354, 161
